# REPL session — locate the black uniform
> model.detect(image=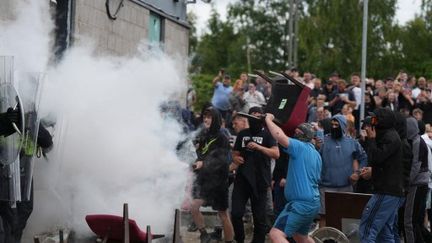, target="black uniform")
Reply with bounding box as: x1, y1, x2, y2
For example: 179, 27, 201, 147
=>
231, 127, 276, 243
